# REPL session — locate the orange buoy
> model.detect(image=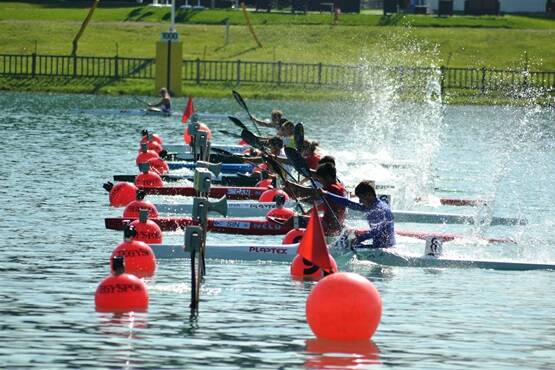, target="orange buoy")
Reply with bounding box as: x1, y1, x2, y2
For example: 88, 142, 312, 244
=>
110, 225, 156, 278
183, 123, 212, 144
141, 140, 163, 154
258, 189, 290, 202
140, 130, 163, 146
306, 272, 382, 341
95, 256, 149, 313
256, 178, 274, 188
123, 190, 159, 219
147, 156, 169, 176
290, 254, 338, 281
130, 210, 162, 244
136, 143, 159, 166
103, 181, 138, 207
266, 207, 295, 222
135, 163, 163, 188
282, 228, 305, 244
